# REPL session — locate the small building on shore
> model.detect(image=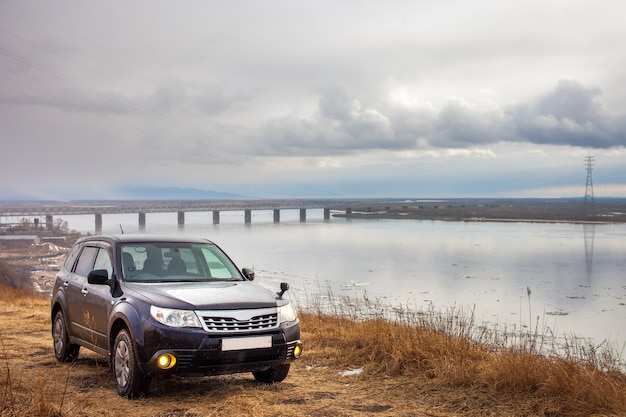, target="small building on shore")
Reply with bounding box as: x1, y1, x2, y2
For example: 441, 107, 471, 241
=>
0, 235, 40, 244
